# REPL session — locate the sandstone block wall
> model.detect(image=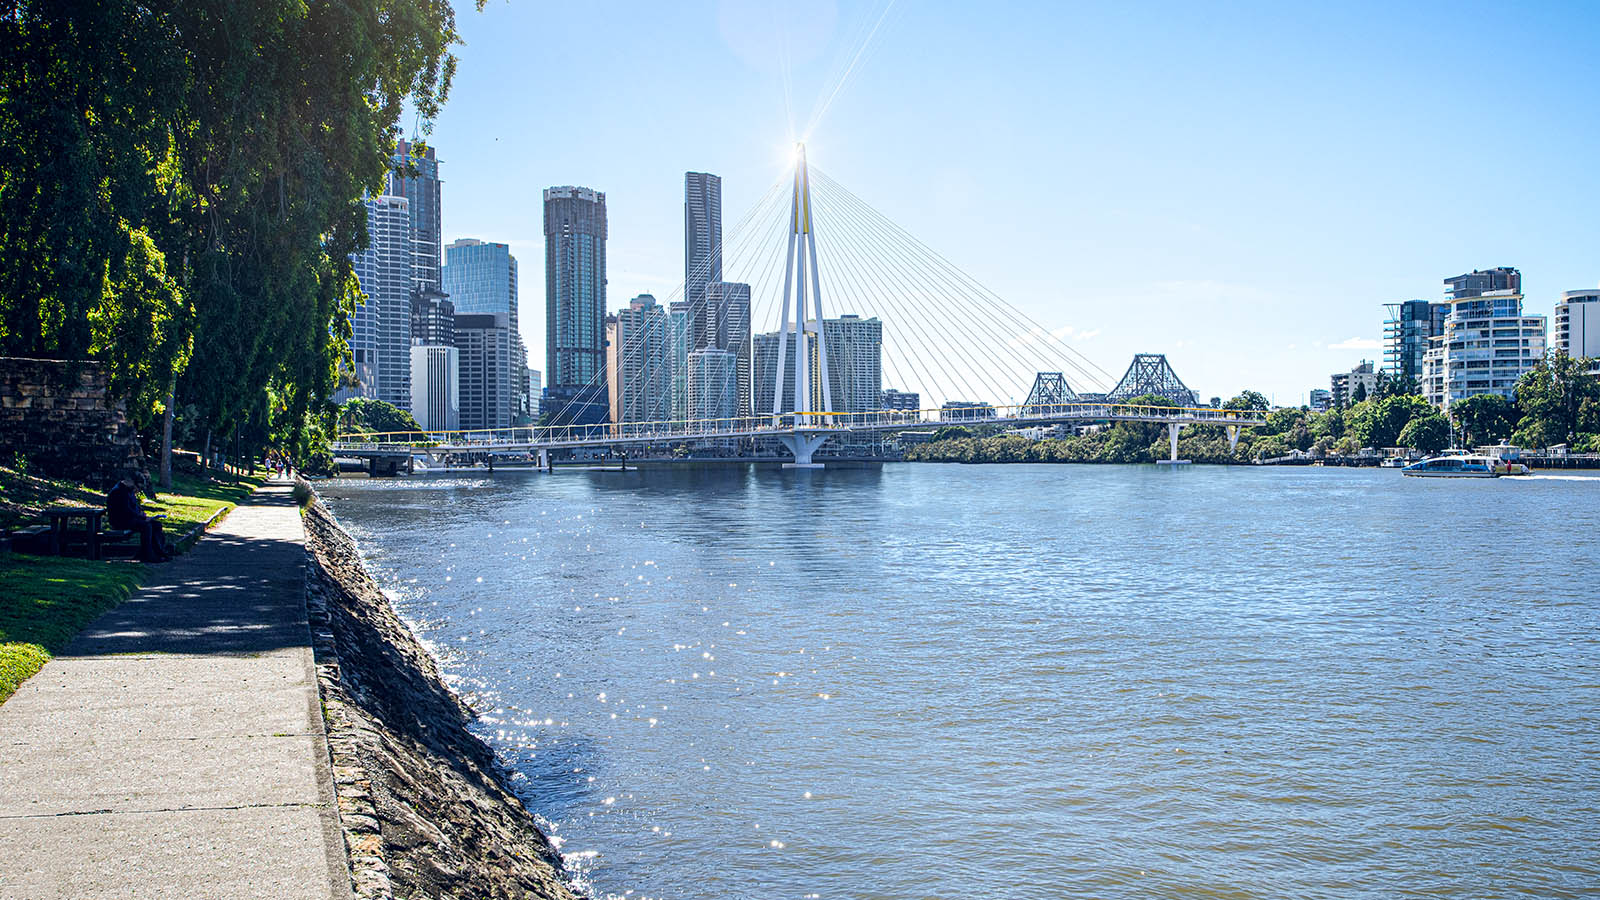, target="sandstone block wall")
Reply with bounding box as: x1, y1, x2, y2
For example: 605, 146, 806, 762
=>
0, 357, 144, 487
